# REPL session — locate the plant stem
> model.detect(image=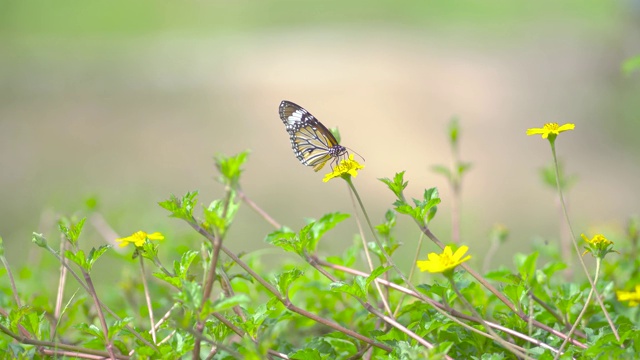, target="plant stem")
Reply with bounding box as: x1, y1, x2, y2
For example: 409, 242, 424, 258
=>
139, 256, 157, 344
549, 141, 619, 340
